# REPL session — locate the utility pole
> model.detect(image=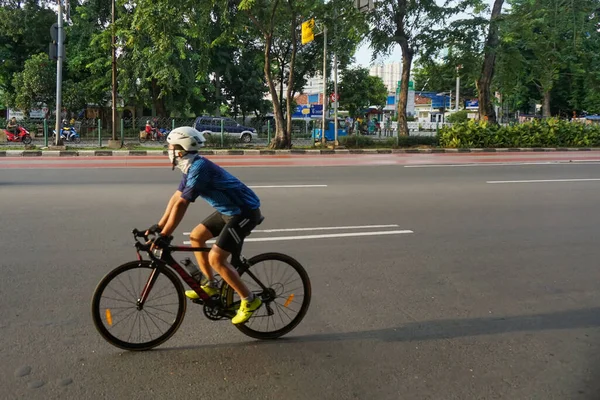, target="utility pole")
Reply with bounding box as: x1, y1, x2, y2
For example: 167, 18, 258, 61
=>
108, 0, 119, 147
455, 65, 461, 111
54, 0, 64, 146
321, 26, 327, 145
